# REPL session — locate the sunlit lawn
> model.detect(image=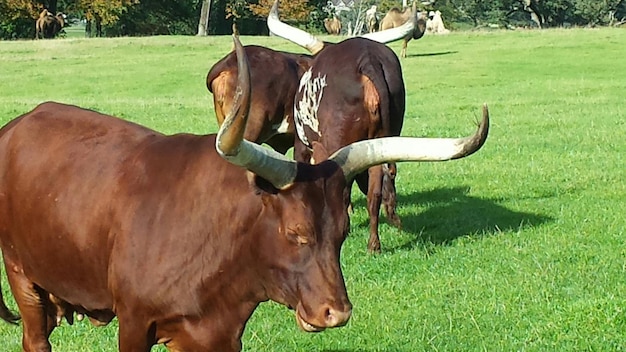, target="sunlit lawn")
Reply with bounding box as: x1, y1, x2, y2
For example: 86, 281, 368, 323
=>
0, 27, 625, 351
